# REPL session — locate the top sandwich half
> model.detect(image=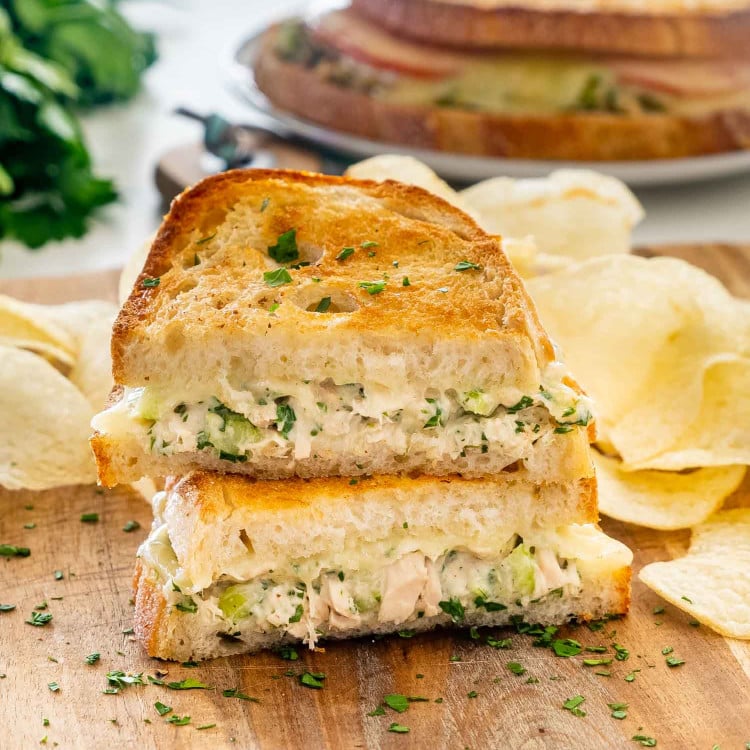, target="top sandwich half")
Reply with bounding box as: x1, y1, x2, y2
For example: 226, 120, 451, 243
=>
91, 169, 594, 486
